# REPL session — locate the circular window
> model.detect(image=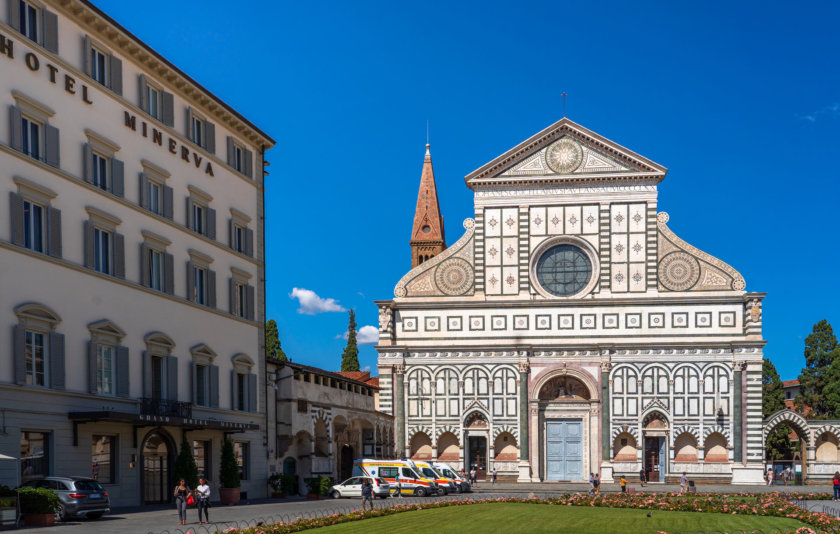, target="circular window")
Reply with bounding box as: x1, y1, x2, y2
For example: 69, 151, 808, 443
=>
422, 225, 431, 233
535, 244, 592, 297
